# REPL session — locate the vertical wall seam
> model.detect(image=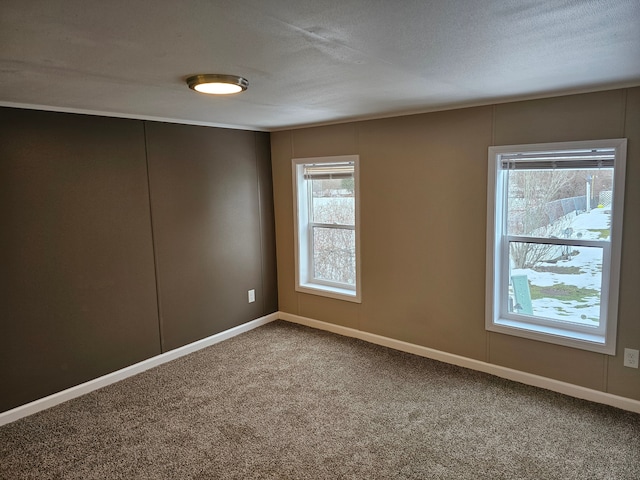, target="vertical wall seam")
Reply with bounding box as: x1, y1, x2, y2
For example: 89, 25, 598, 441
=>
491, 104, 497, 145
487, 104, 497, 363
290, 130, 296, 158
255, 132, 267, 316
289, 132, 300, 315
355, 123, 362, 332
605, 88, 628, 393
143, 121, 165, 353
621, 89, 628, 138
